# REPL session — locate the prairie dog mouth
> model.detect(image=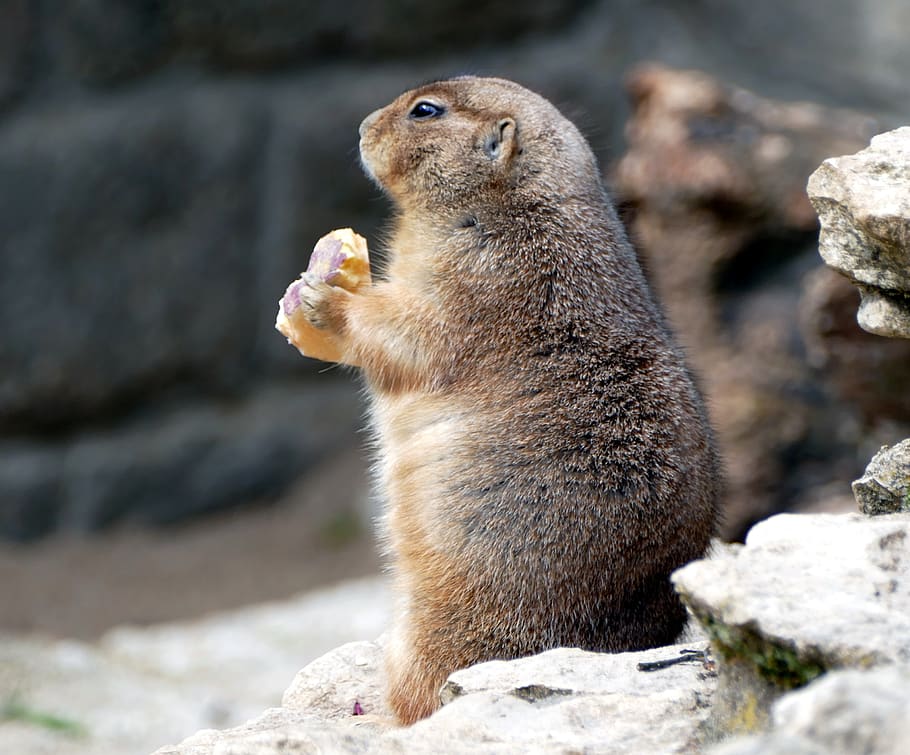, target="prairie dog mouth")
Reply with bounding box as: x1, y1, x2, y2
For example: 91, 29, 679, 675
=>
358, 141, 381, 189
358, 109, 384, 188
